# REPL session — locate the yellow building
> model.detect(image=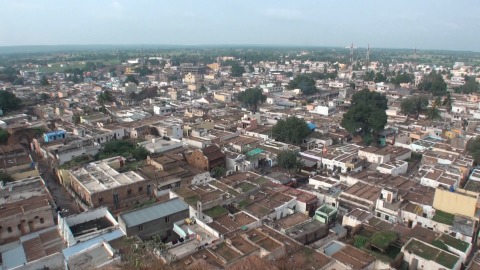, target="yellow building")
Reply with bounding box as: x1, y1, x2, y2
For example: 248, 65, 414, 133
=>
433, 188, 479, 219
207, 63, 220, 72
